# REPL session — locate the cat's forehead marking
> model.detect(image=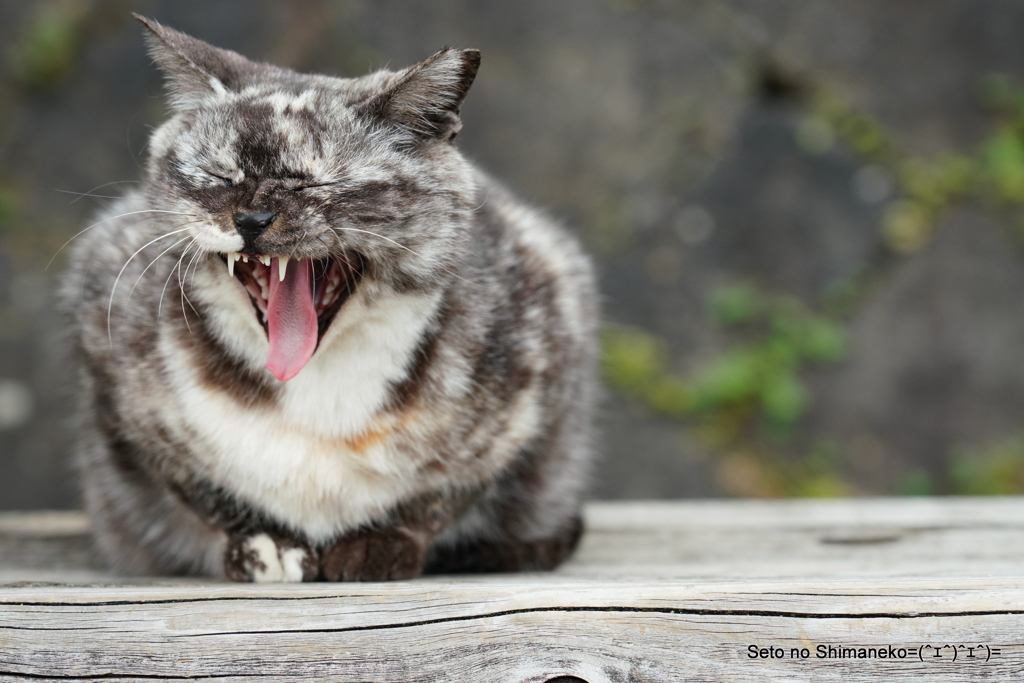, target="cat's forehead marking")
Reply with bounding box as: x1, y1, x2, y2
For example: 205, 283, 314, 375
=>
264, 92, 300, 117
269, 89, 318, 114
